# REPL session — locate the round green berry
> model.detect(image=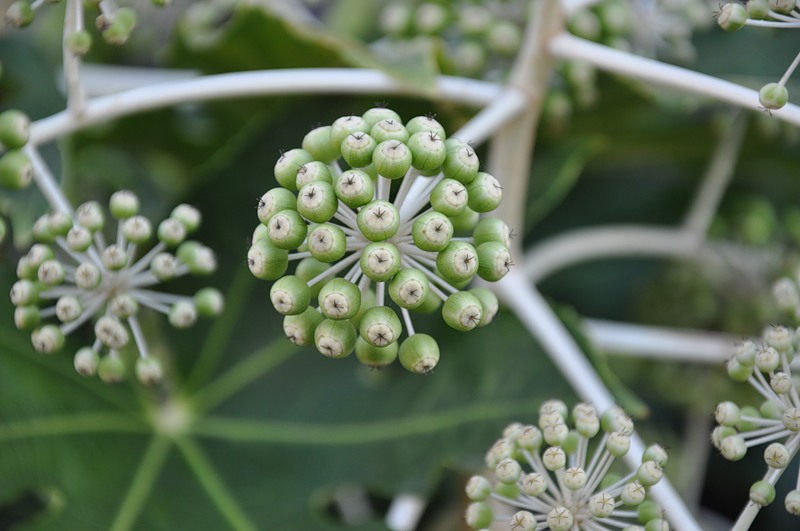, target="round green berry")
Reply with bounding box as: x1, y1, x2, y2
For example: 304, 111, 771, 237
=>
334, 169, 374, 208
98, 354, 126, 383
467, 172, 503, 212
0, 150, 33, 189
314, 318, 357, 358
372, 140, 412, 179
306, 223, 347, 262
297, 181, 338, 223
469, 287, 499, 326
31, 324, 65, 354
436, 241, 478, 284
330, 115, 370, 152
355, 336, 399, 368
258, 187, 297, 225
389, 268, 429, 309
362, 107, 402, 128
266, 209, 308, 250
448, 207, 480, 232
65, 30, 92, 56
248, 239, 289, 280
747, 0, 769, 20
406, 115, 446, 139
759, 82, 789, 110
359, 306, 402, 347
442, 291, 483, 331
408, 131, 446, 173
194, 288, 225, 317
101, 8, 137, 46
302, 126, 339, 164
74, 347, 100, 377
443, 139, 479, 184
357, 200, 400, 241
270, 275, 310, 316
399, 333, 440, 374
295, 161, 333, 189
476, 241, 512, 281
341, 132, 377, 168
750, 480, 776, 506
473, 217, 511, 247
360, 242, 401, 282
0, 110, 30, 149
412, 211, 453, 252
318, 278, 361, 320
370, 118, 409, 143
283, 307, 324, 346
274, 148, 314, 191
294, 257, 329, 299
430, 178, 468, 216
14, 305, 40, 330
6, 1, 35, 27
